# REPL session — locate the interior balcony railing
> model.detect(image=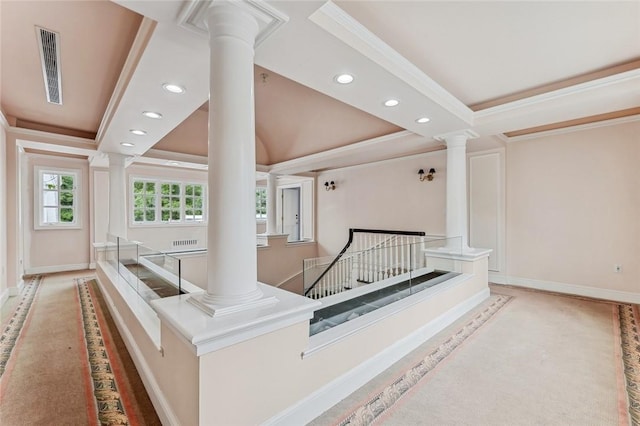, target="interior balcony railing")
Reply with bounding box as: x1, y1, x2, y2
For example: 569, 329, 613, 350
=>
303, 228, 427, 299
305, 235, 464, 335
104, 233, 187, 304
